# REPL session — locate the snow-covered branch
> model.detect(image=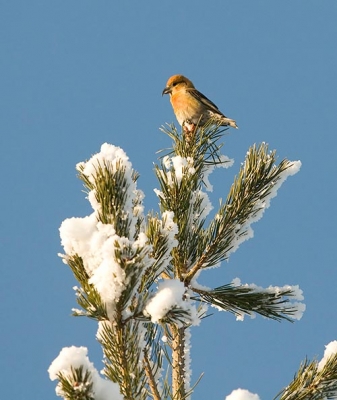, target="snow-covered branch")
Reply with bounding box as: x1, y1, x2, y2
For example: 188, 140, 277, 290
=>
51, 122, 305, 400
